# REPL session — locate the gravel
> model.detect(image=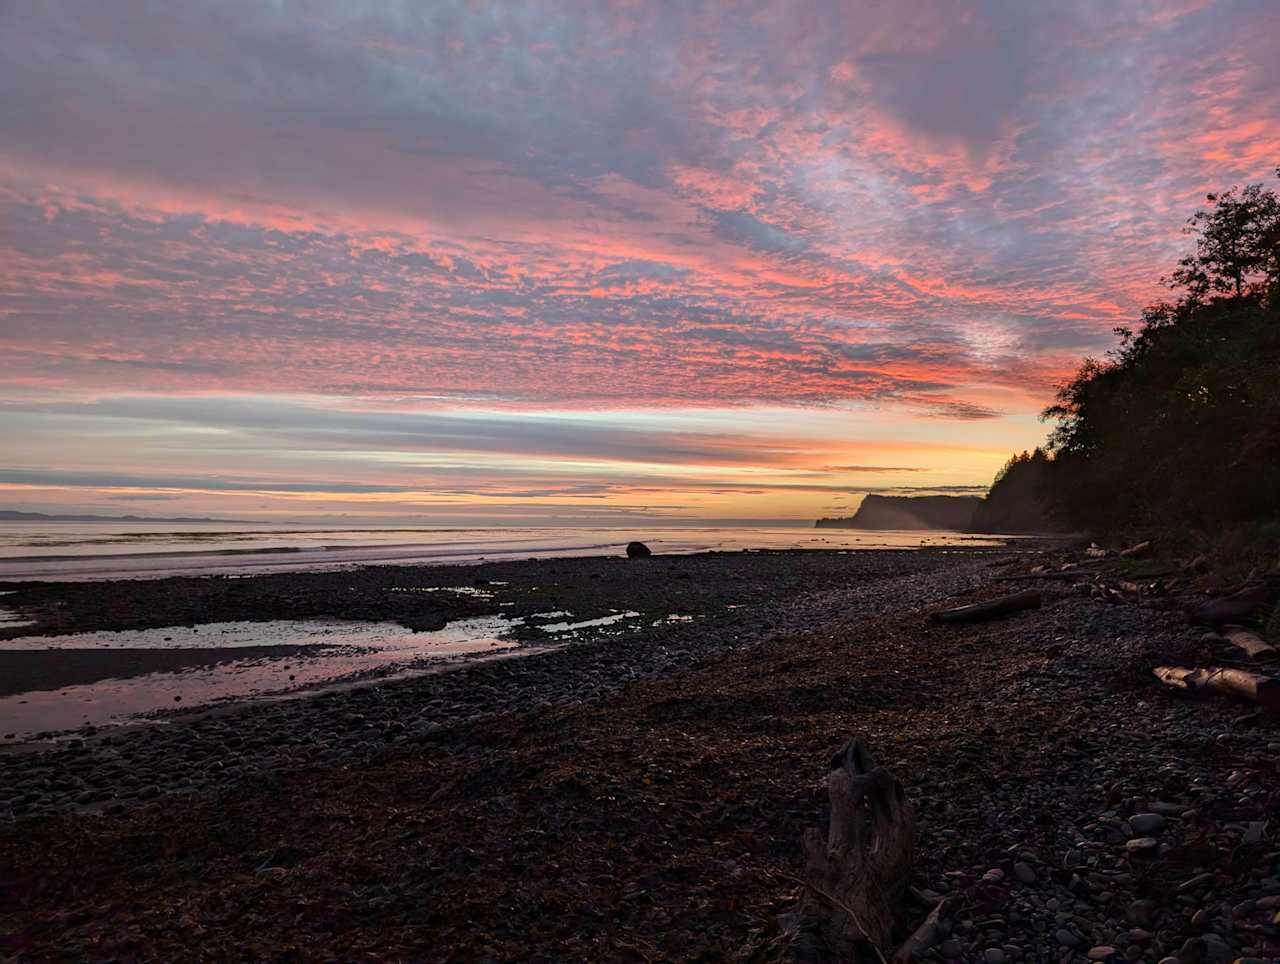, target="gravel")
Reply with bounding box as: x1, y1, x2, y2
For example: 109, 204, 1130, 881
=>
1, 547, 1278, 961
